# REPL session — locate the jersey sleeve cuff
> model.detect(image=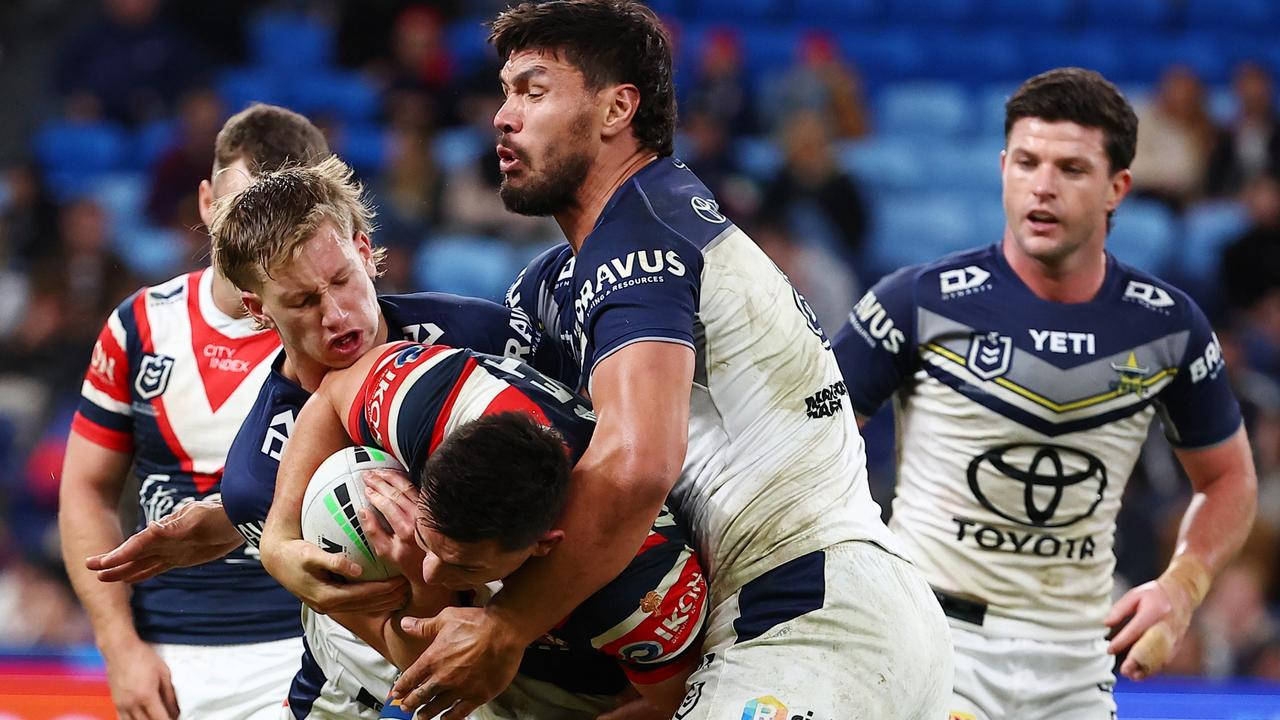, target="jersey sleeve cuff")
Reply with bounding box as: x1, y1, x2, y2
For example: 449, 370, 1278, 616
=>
71, 413, 134, 452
